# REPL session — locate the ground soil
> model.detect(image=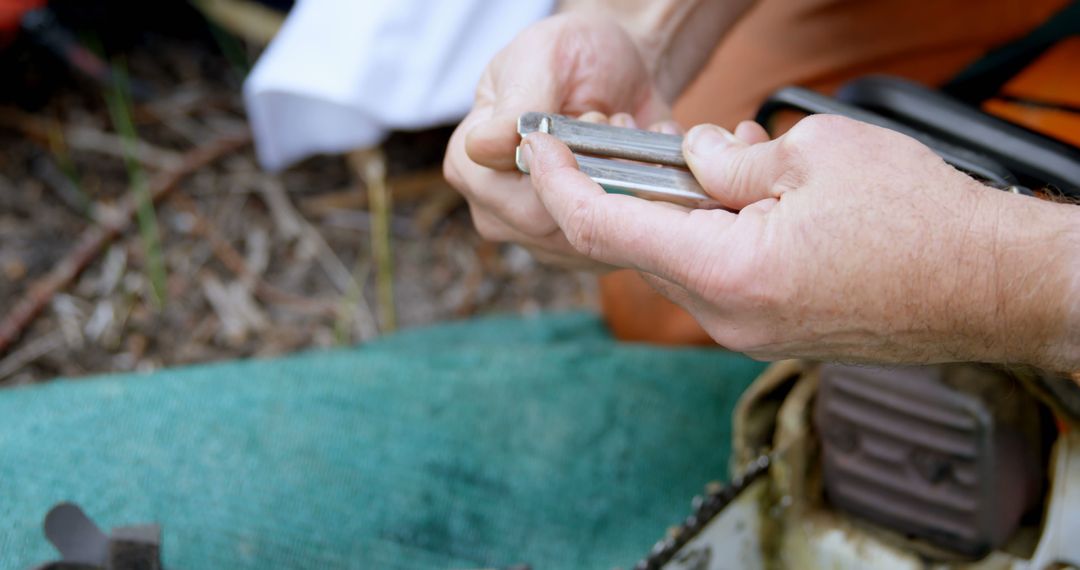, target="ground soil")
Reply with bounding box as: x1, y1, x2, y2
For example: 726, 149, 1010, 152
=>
0, 32, 596, 385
